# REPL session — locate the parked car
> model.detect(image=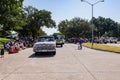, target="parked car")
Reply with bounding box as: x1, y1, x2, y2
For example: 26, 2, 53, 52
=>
94, 37, 108, 44
33, 36, 56, 55
108, 37, 118, 43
